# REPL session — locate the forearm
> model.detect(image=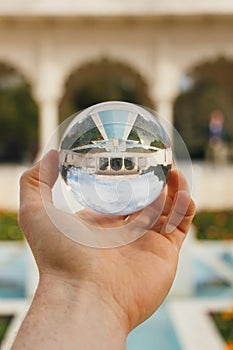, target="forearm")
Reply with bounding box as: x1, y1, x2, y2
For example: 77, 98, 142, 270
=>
11, 276, 127, 350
